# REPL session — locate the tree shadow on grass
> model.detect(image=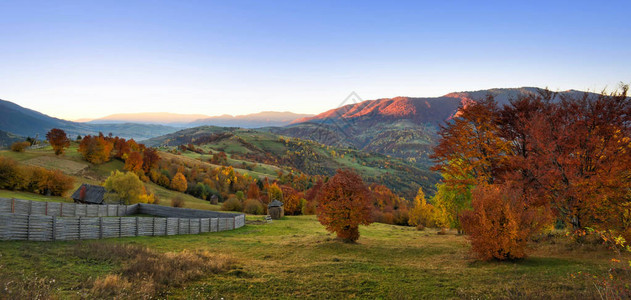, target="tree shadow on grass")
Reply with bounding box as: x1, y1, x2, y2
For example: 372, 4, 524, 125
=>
468, 256, 579, 269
